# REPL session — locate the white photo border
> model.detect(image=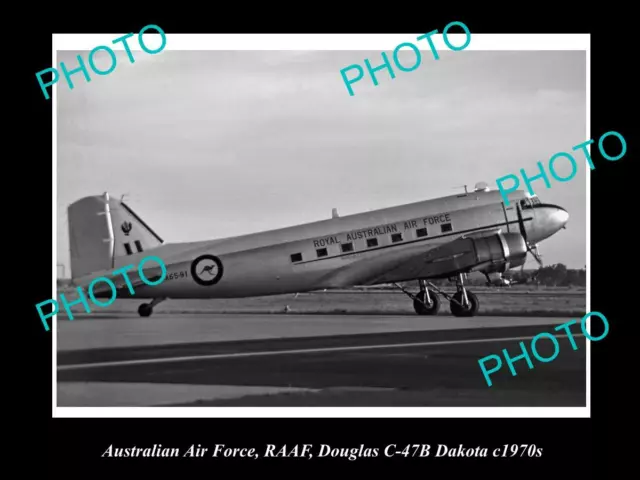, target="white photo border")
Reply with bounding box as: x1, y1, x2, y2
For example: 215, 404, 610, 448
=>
51, 33, 591, 418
